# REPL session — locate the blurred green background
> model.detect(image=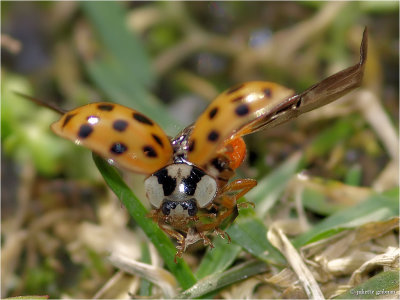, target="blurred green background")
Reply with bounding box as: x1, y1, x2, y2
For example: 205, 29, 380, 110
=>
1, 2, 398, 299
